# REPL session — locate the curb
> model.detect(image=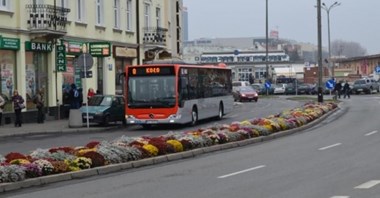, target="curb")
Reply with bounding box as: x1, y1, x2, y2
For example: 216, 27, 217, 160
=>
0, 106, 340, 193
0, 125, 122, 139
